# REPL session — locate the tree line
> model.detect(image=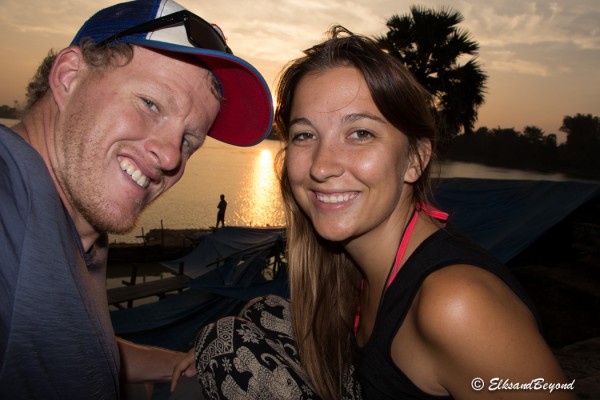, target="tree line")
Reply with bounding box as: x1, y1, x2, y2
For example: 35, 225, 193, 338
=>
0, 104, 20, 119
443, 114, 600, 180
